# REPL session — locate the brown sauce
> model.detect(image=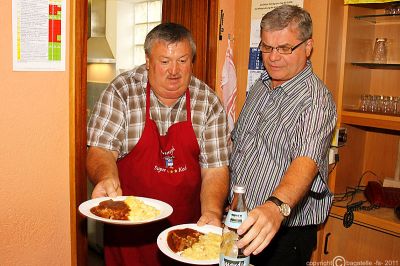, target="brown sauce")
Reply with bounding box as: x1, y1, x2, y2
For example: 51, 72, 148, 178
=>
167, 228, 204, 252
90, 199, 130, 220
